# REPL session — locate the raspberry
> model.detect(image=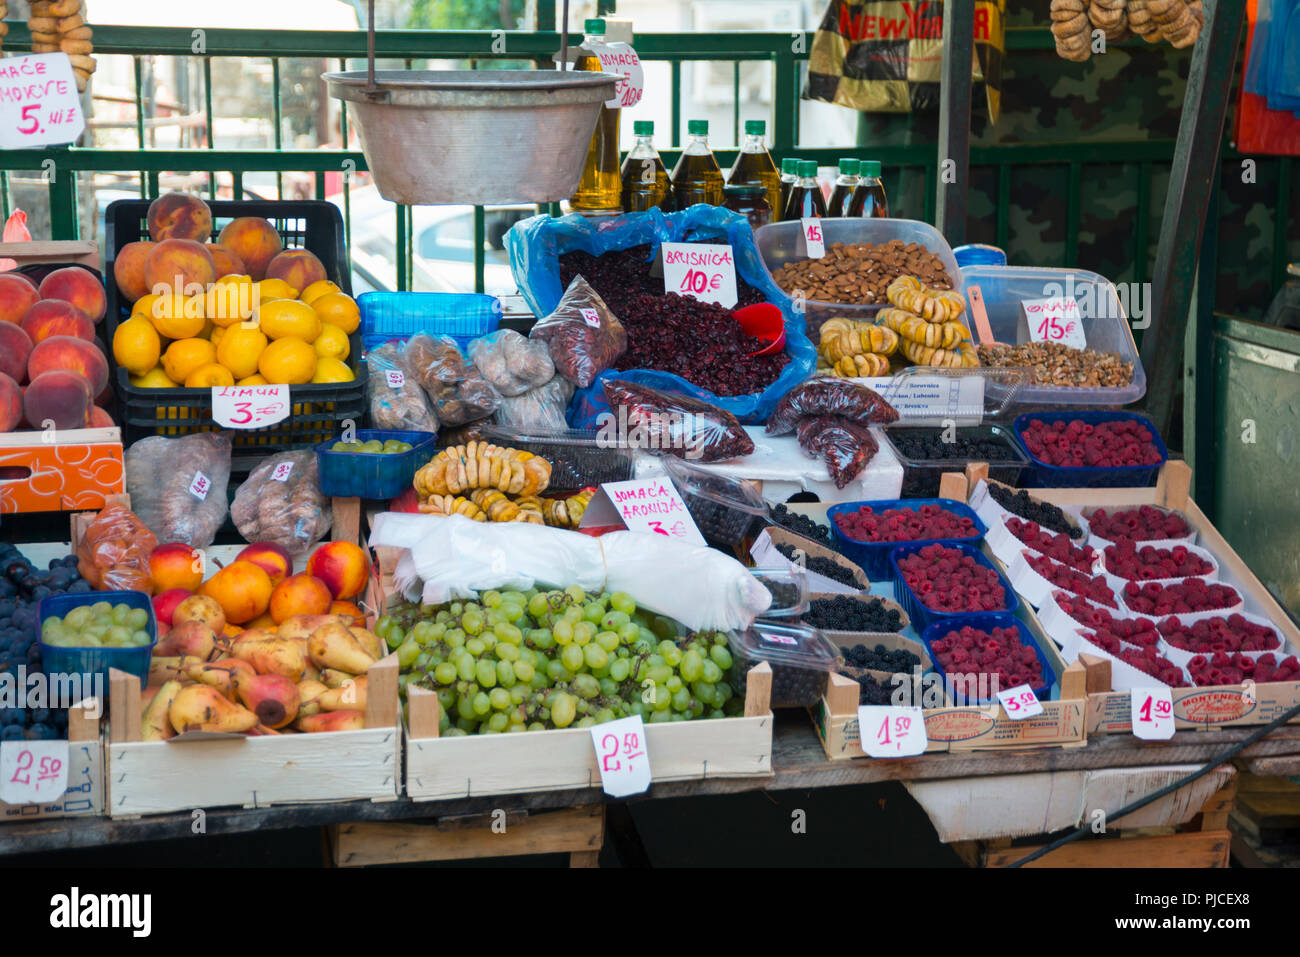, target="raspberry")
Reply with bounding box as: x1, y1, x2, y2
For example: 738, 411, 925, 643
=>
896, 545, 1008, 614
1086, 506, 1191, 543
932, 624, 1044, 695
1122, 580, 1242, 616
1020, 418, 1163, 470
1026, 553, 1118, 608
1005, 517, 1097, 573
1157, 614, 1281, 655
833, 504, 979, 544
